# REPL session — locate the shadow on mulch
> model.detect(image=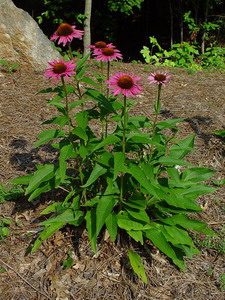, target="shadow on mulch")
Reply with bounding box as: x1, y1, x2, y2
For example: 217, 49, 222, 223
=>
9, 137, 59, 172
160, 109, 224, 146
